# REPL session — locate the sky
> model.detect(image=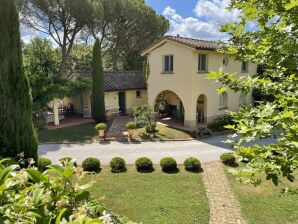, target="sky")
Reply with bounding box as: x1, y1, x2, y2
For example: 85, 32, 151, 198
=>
21, 0, 242, 44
